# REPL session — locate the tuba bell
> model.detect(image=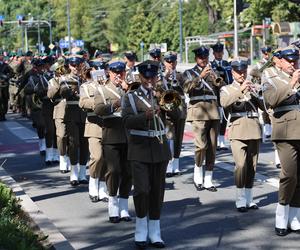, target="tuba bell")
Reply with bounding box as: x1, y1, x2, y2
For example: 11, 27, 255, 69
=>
159, 89, 182, 111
